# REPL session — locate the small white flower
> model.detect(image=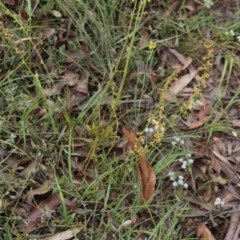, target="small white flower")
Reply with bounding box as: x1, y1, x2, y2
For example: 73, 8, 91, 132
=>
229, 30, 235, 36
181, 163, 187, 169
188, 159, 194, 164
168, 172, 175, 177
237, 36, 240, 42
160, 127, 165, 132
172, 136, 183, 145
178, 176, 184, 185
225, 30, 235, 37
187, 153, 191, 157
214, 197, 224, 207
179, 158, 184, 163
203, 0, 214, 8
178, 179, 184, 185
144, 127, 154, 134
174, 136, 181, 142
182, 161, 187, 166
9, 133, 17, 143
183, 183, 188, 189
168, 172, 175, 181
173, 181, 178, 187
